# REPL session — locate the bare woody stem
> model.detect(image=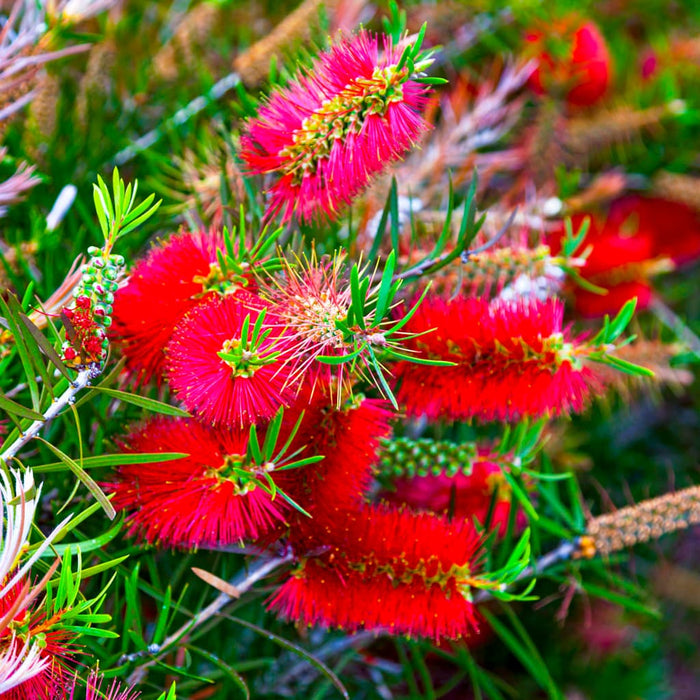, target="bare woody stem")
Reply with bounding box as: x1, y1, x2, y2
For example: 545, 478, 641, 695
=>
125, 551, 294, 686
0, 368, 94, 465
